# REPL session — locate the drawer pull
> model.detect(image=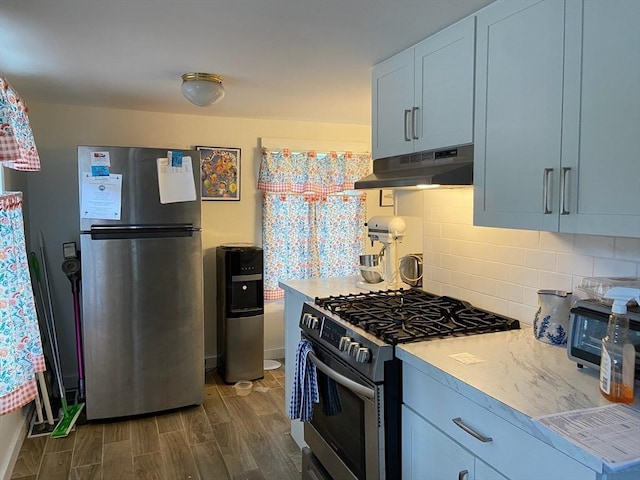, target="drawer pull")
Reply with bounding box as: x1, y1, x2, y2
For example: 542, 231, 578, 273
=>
458, 470, 469, 480
452, 417, 493, 443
